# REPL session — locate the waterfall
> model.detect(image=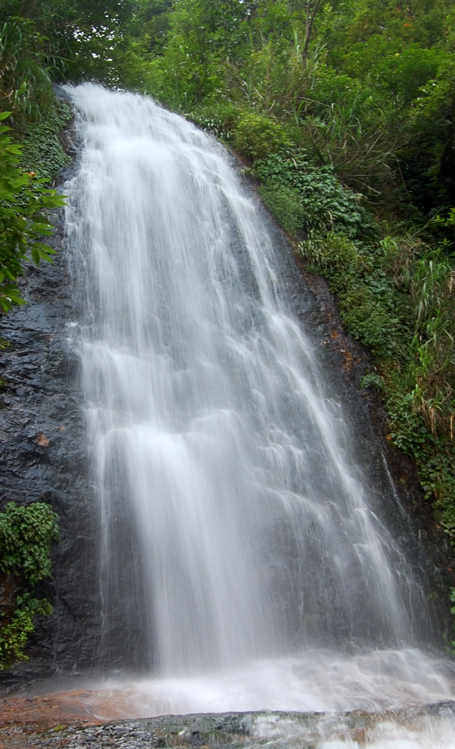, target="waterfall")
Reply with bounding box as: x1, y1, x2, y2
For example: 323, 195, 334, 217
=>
63, 84, 454, 712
